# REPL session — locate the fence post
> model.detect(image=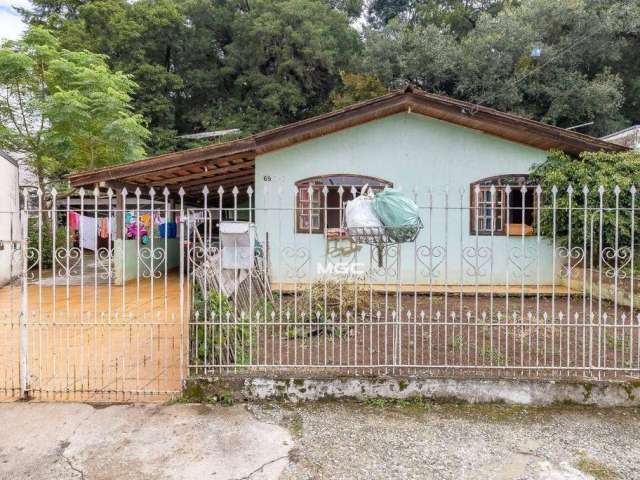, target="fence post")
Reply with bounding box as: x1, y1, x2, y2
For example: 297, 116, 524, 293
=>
19, 189, 29, 399
178, 187, 185, 387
